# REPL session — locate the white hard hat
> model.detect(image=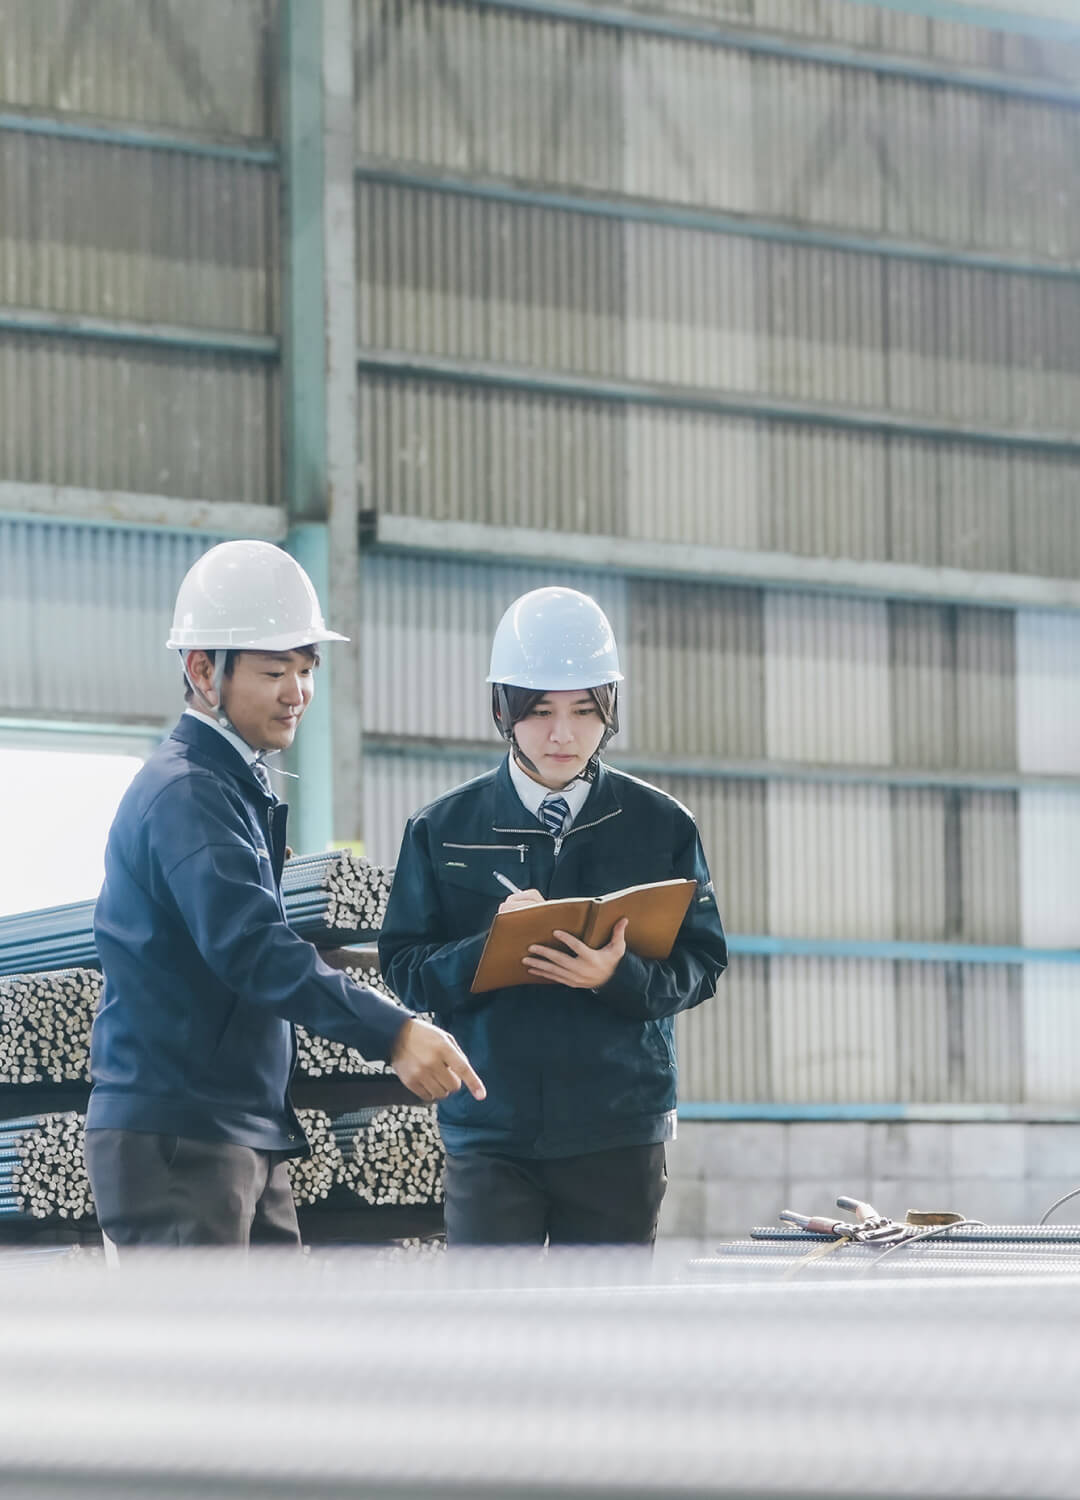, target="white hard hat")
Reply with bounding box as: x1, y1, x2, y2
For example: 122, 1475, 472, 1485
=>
487, 587, 622, 690
166, 539, 348, 652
